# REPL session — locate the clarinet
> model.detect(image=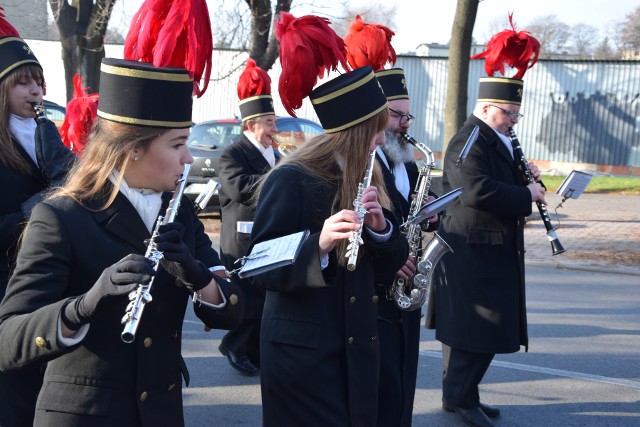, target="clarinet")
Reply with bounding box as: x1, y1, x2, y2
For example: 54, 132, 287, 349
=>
121, 164, 191, 342
508, 128, 566, 255
345, 149, 377, 271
